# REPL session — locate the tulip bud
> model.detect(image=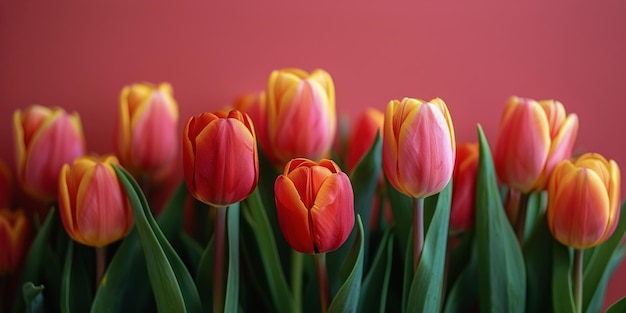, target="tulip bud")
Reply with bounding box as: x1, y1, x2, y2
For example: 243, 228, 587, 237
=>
547, 153, 620, 249
0, 208, 31, 275
494, 97, 579, 193
346, 108, 384, 173
183, 110, 259, 207
265, 68, 336, 165
450, 143, 479, 234
0, 160, 12, 209
274, 158, 354, 254
13, 105, 86, 202
382, 97, 456, 198
58, 155, 133, 247
116, 82, 179, 176
234, 92, 276, 164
